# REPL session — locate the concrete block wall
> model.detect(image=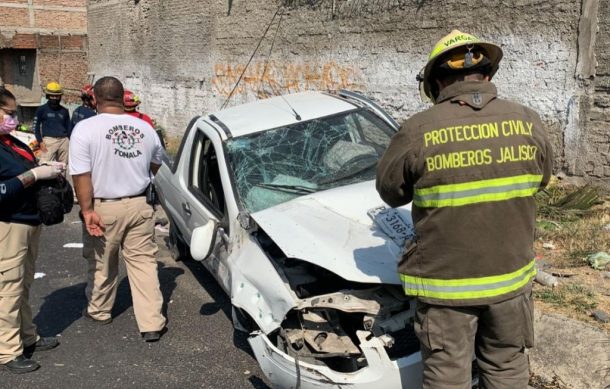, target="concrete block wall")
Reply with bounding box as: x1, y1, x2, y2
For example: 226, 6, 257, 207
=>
86, 0, 609, 185
0, 0, 88, 104
578, 0, 610, 180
